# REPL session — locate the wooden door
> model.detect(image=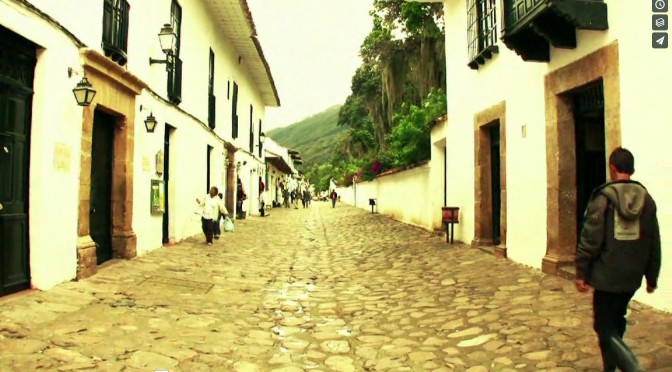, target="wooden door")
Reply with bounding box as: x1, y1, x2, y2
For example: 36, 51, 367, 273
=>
0, 25, 36, 295
90, 110, 115, 264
